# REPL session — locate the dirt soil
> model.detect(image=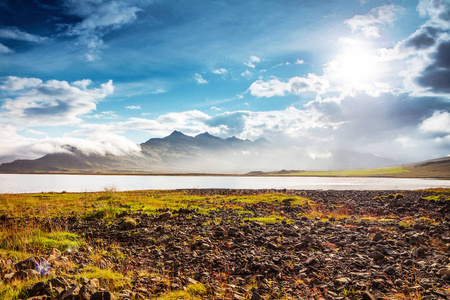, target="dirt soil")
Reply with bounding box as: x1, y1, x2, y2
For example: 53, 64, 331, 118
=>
4, 189, 450, 299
